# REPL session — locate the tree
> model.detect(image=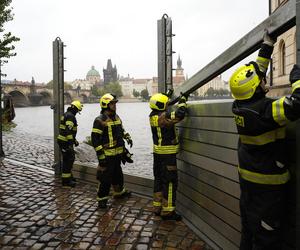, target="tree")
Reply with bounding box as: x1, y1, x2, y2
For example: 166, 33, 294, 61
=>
140, 88, 149, 101
46, 80, 53, 89
205, 87, 215, 97
133, 89, 140, 98
0, 0, 20, 66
